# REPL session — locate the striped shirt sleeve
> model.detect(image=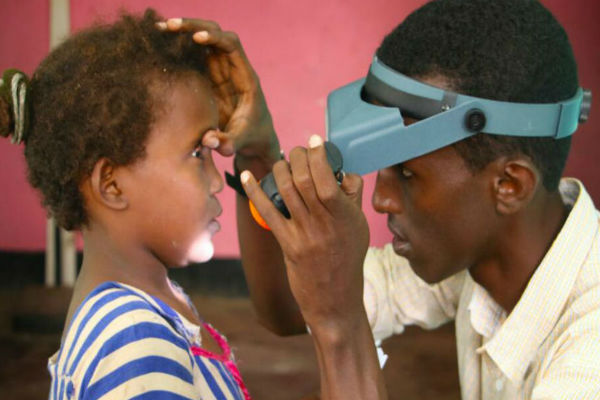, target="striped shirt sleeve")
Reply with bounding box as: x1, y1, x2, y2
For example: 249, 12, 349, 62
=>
73, 294, 199, 400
